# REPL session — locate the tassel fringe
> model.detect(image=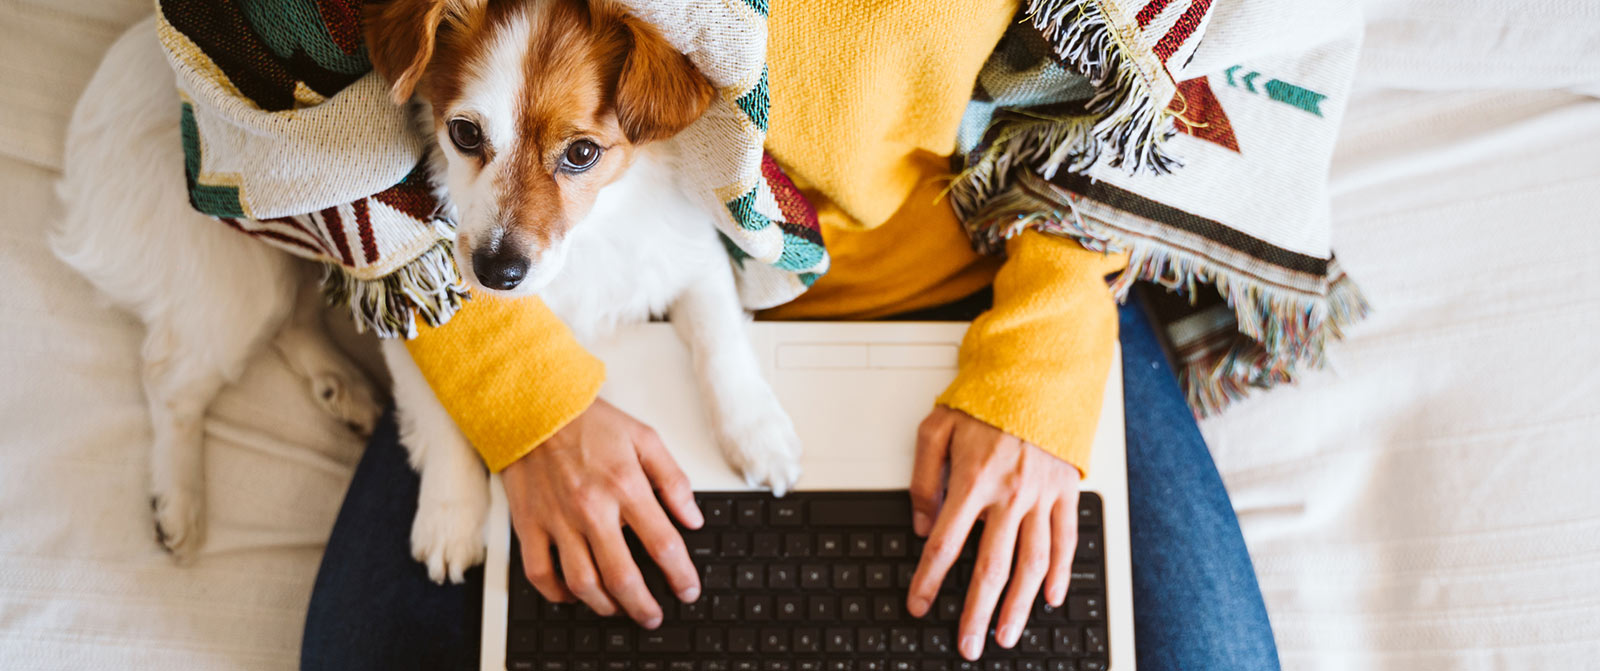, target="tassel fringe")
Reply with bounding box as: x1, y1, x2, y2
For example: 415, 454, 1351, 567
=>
971, 186, 1370, 417
322, 235, 470, 340
950, 0, 1181, 221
